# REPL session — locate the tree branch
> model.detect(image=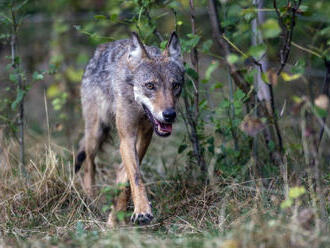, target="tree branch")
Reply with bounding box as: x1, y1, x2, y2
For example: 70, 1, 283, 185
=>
274, 0, 302, 75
